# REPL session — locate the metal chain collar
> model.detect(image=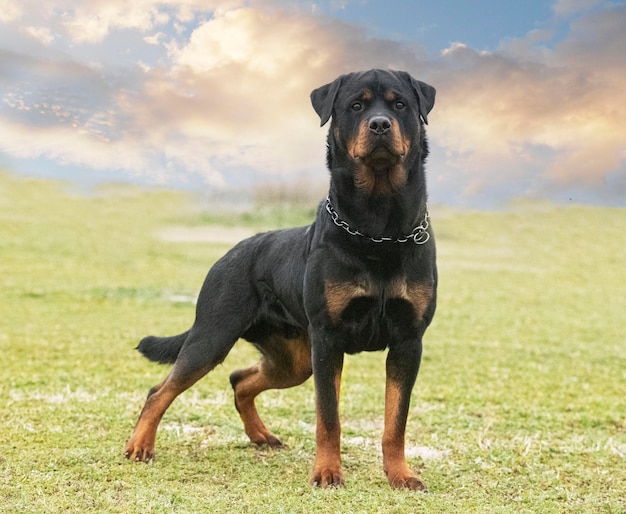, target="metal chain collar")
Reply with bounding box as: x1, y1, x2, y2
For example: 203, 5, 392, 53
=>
324, 196, 430, 245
